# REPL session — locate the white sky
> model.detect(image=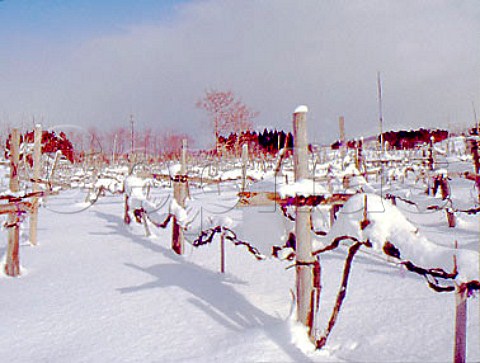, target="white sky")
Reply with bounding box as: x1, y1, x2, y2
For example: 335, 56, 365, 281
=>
1, 0, 479, 146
